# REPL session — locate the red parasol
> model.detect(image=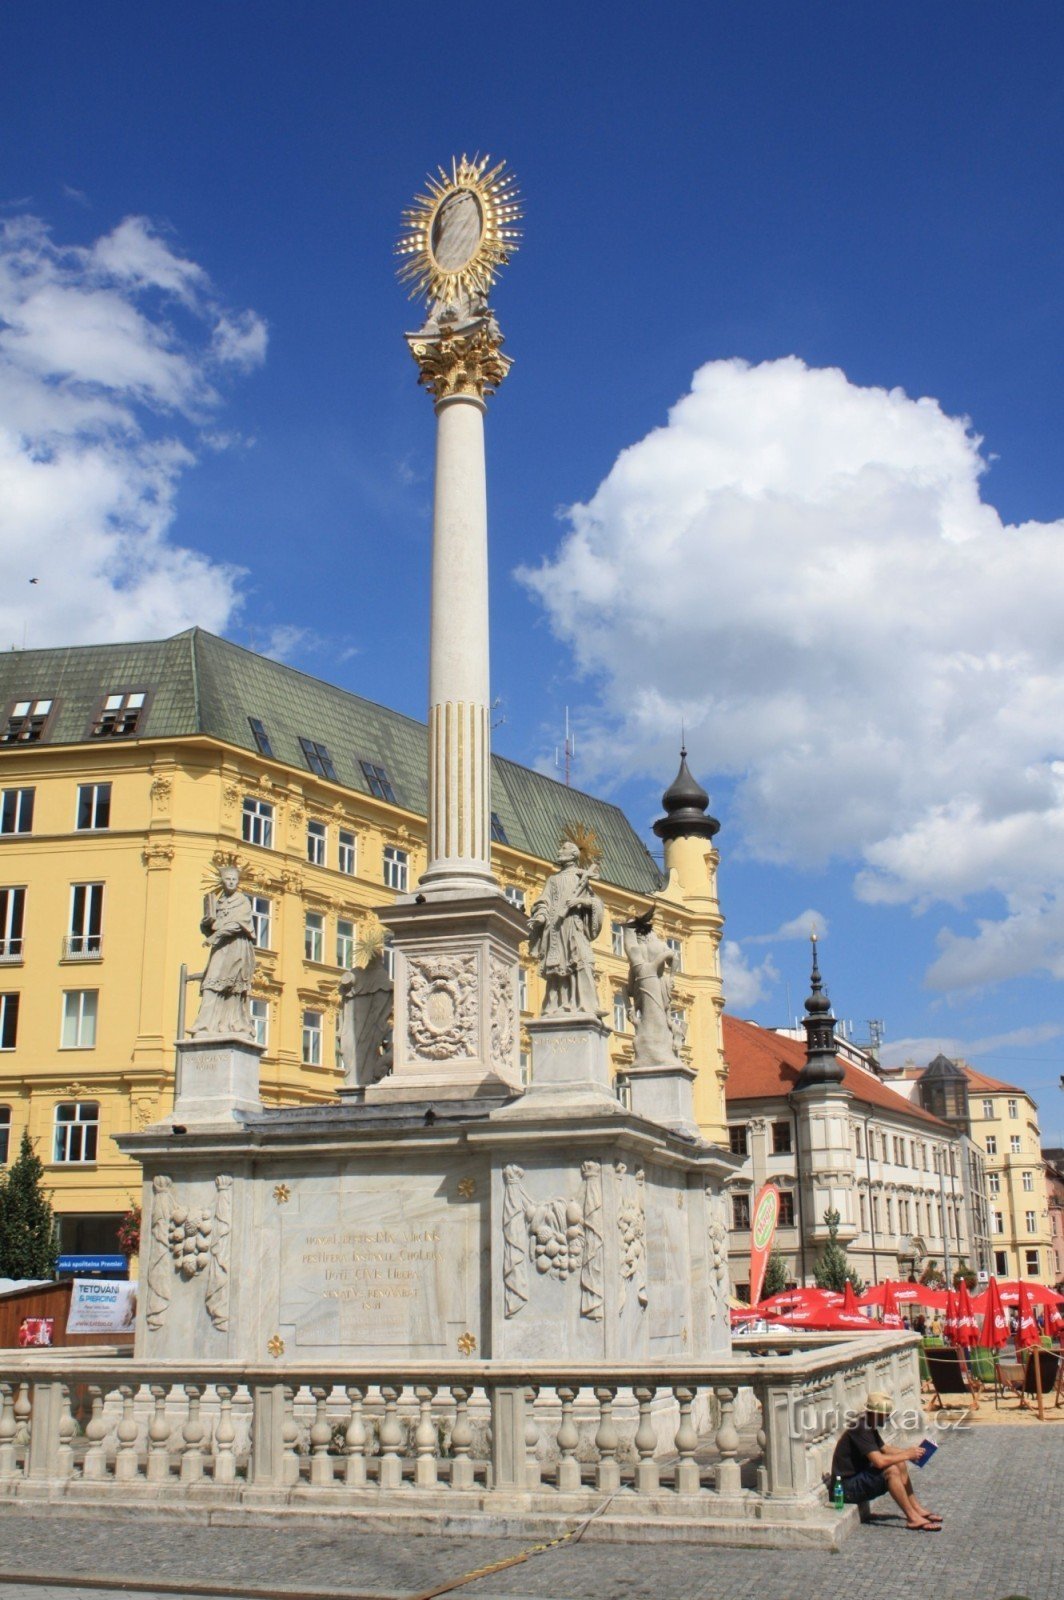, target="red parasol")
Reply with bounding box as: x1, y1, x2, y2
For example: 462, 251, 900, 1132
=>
1015, 1280, 1042, 1351
841, 1281, 860, 1315
976, 1276, 1010, 1349
943, 1288, 959, 1344
978, 1279, 1064, 1311
880, 1279, 904, 1329
858, 1279, 949, 1311
954, 1279, 980, 1345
